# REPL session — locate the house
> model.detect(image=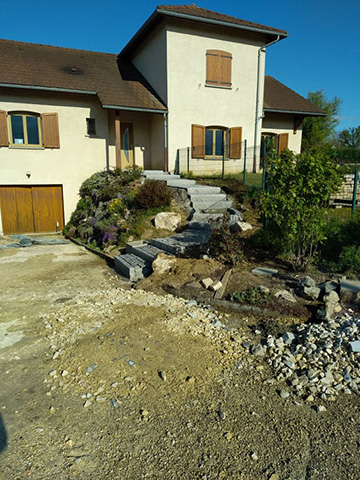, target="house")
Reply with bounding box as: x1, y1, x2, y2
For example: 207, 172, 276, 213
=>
0, 4, 325, 235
